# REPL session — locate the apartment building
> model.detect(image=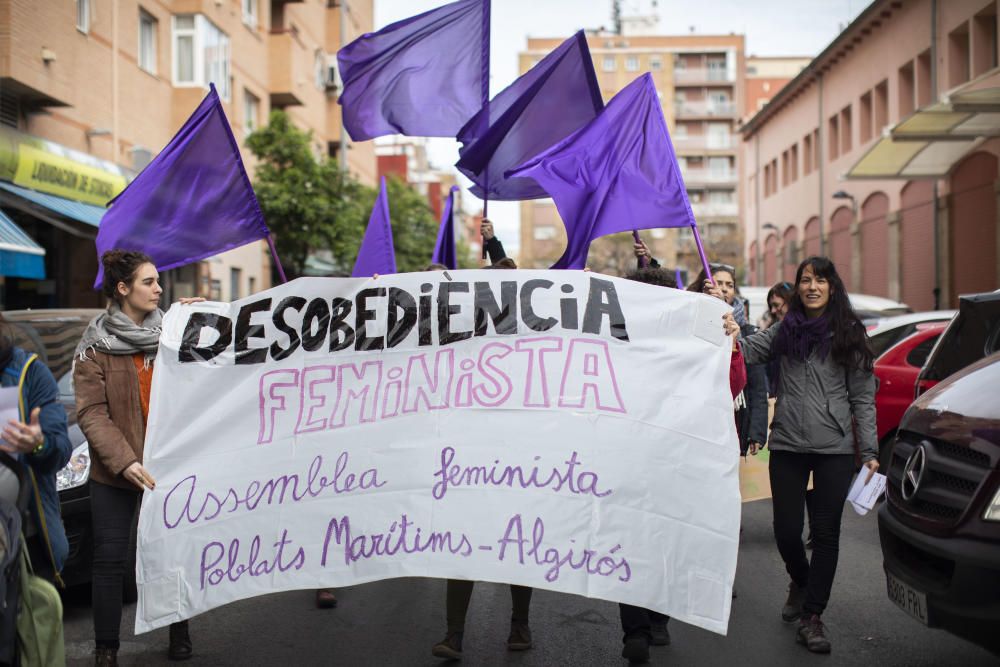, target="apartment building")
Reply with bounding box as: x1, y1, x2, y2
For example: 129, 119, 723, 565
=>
742, 0, 1000, 310
0, 0, 374, 309
516, 24, 744, 280
744, 56, 810, 118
